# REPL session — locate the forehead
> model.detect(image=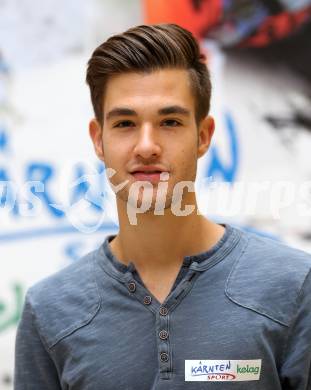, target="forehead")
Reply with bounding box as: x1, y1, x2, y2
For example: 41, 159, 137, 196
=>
103, 69, 195, 115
